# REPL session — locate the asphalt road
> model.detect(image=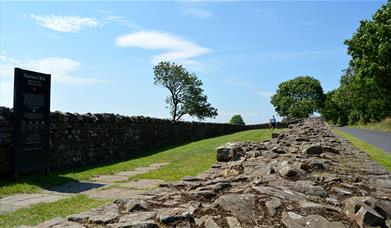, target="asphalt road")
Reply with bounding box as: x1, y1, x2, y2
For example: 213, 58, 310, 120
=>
335, 127, 391, 153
